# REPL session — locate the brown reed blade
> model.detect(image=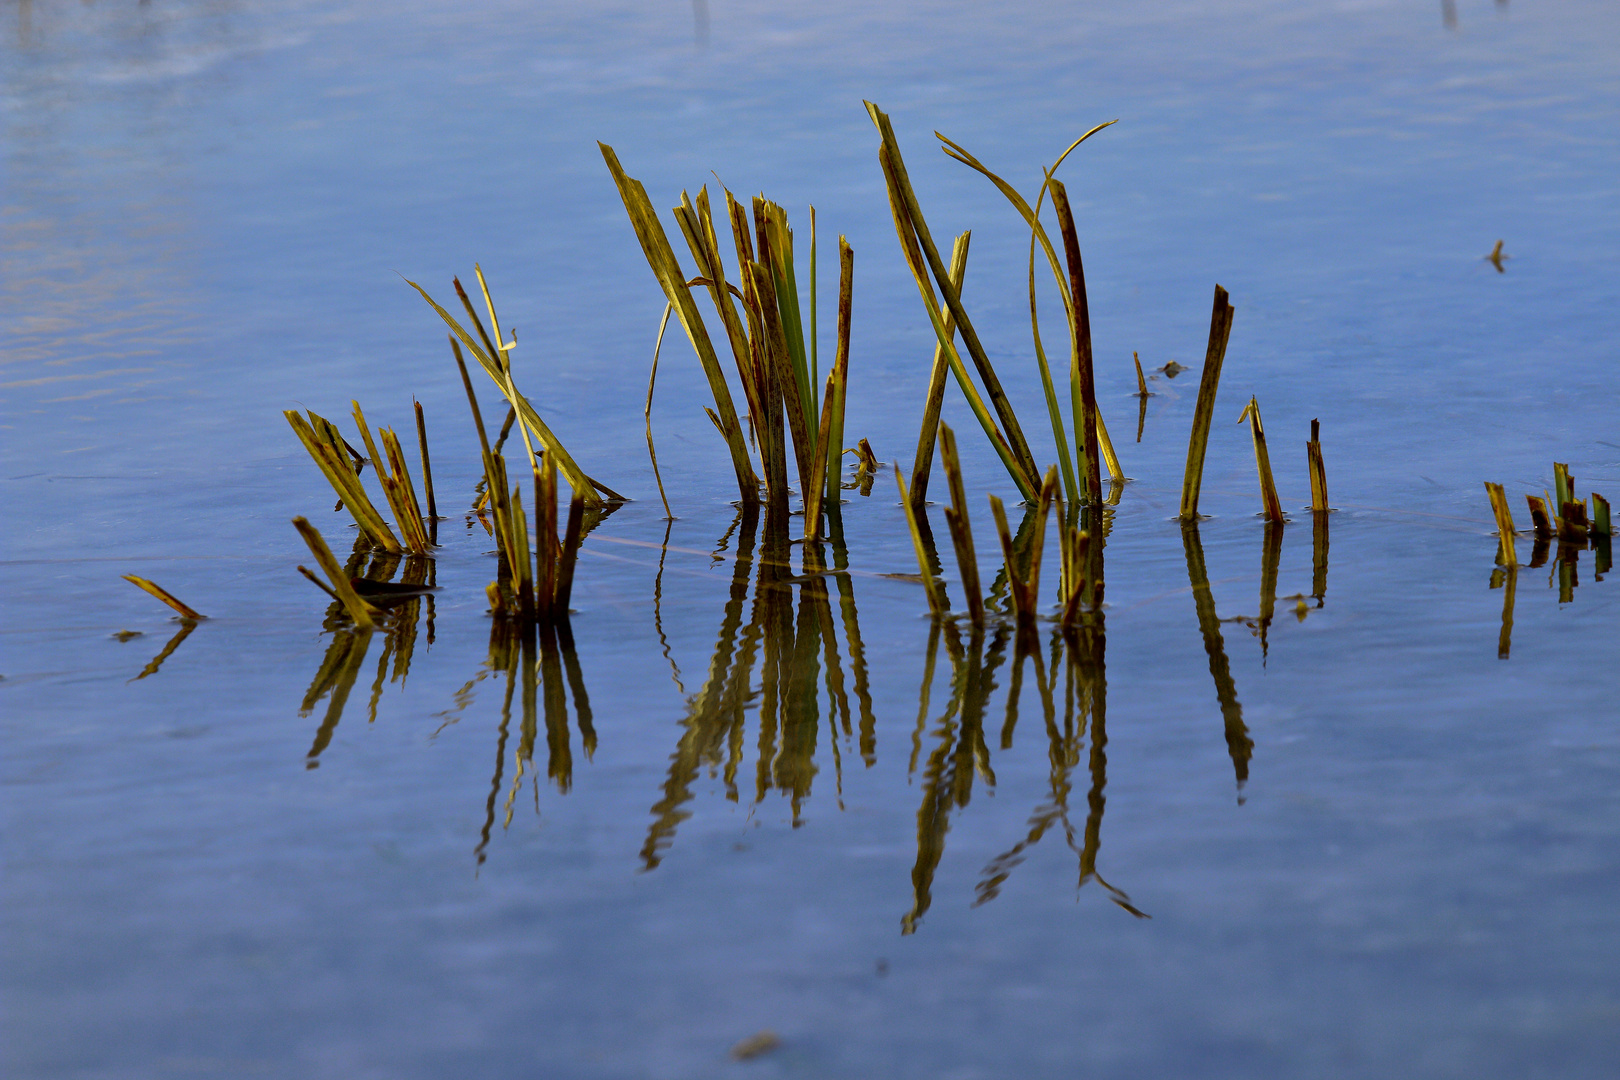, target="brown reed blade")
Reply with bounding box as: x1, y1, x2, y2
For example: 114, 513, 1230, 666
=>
910, 231, 971, 509
599, 144, 759, 503
825, 236, 855, 512
1484, 481, 1518, 567
1237, 396, 1285, 523
1048, 178, 1101, 504
1592, 492, 1611, 536
938, 424, 983, 625
1134, 352, 1149, 397
413, 400, 437, 531
296, 565, 341, 603
1526, 494, 1553, 538
291, 517, 376, 630
1307, 417, 1329, 513
534, 455, 560, 619
1559, 499, 1590, 544
896, 465, 949, 617
121, 575, 204, 620
1180, 285, 1236, 520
